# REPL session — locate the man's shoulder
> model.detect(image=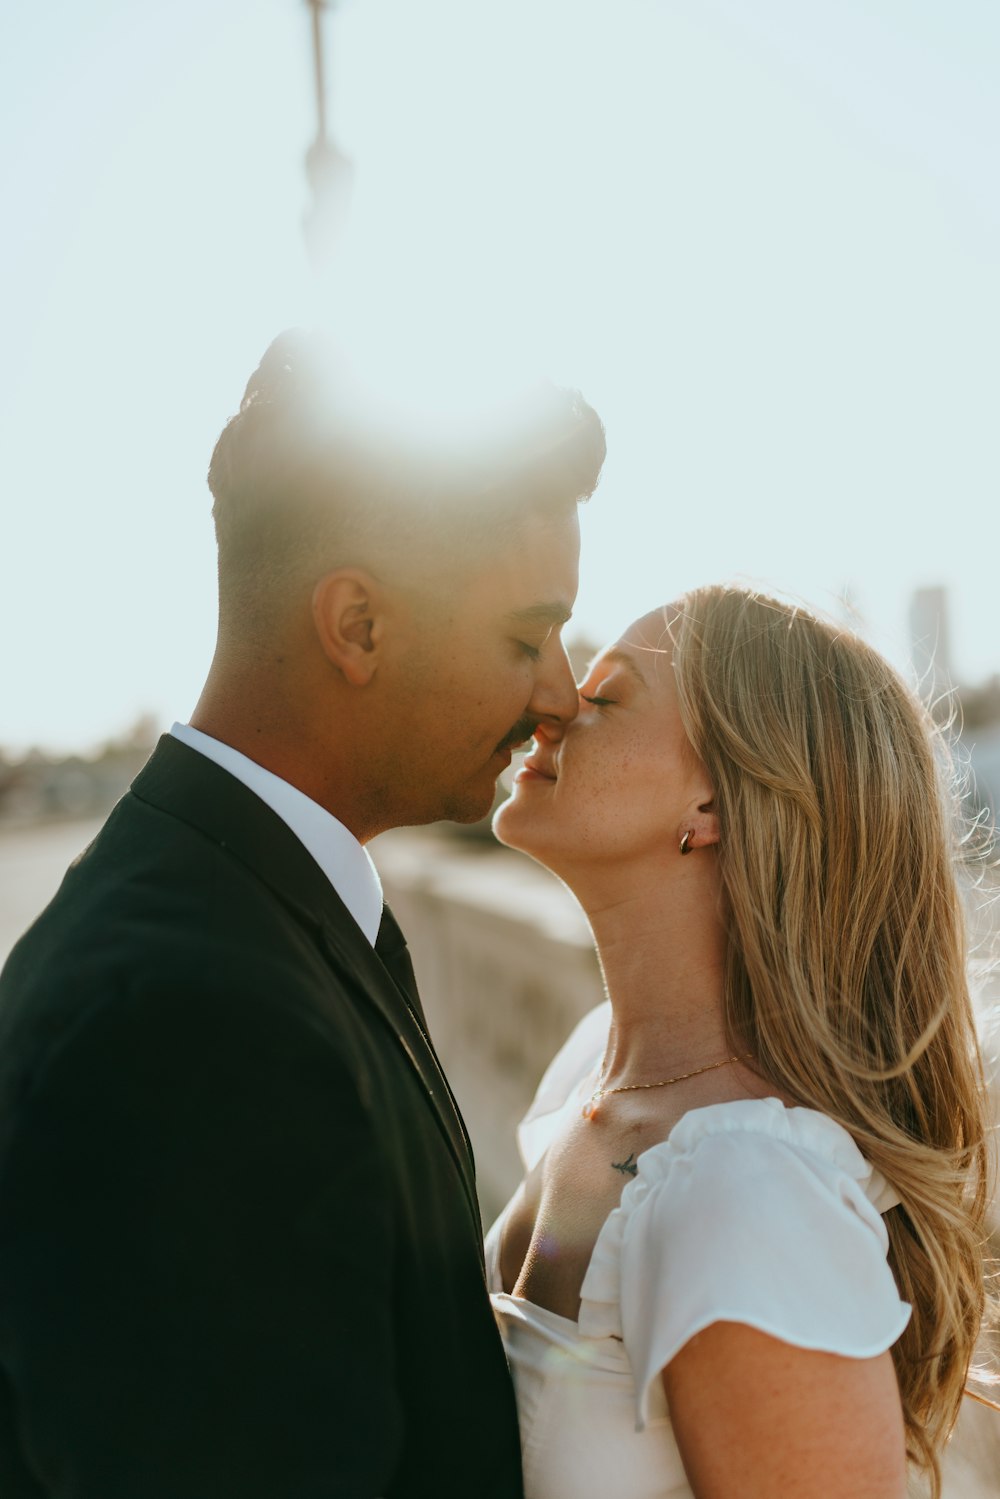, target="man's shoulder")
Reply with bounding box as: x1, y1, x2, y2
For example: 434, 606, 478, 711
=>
0, 789, 373, 1079
9, 794, 274, 958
